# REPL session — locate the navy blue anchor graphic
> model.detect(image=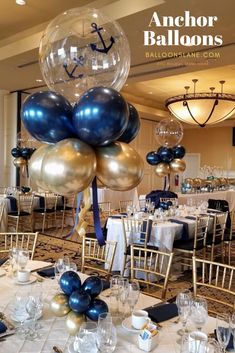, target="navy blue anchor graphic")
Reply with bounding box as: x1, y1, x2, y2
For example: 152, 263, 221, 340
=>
90, 23, 115, 54
63, 55, 85, 79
